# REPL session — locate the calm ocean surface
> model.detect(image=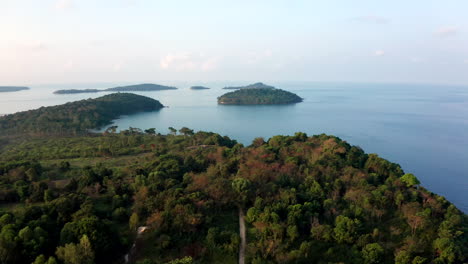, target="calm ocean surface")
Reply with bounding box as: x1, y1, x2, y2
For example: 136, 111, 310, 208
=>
1, 81, 467, 212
